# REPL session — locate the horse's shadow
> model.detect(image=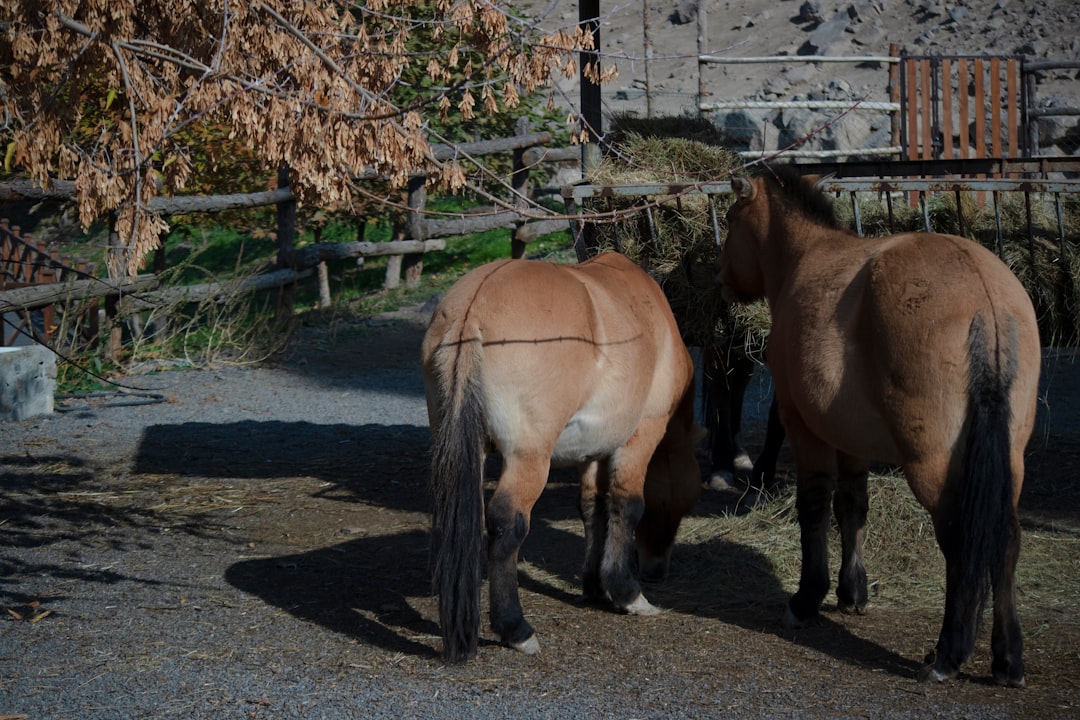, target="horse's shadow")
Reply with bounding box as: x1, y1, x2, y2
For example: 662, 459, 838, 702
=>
222, 475, 920, 678
225, 528, 440, 657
